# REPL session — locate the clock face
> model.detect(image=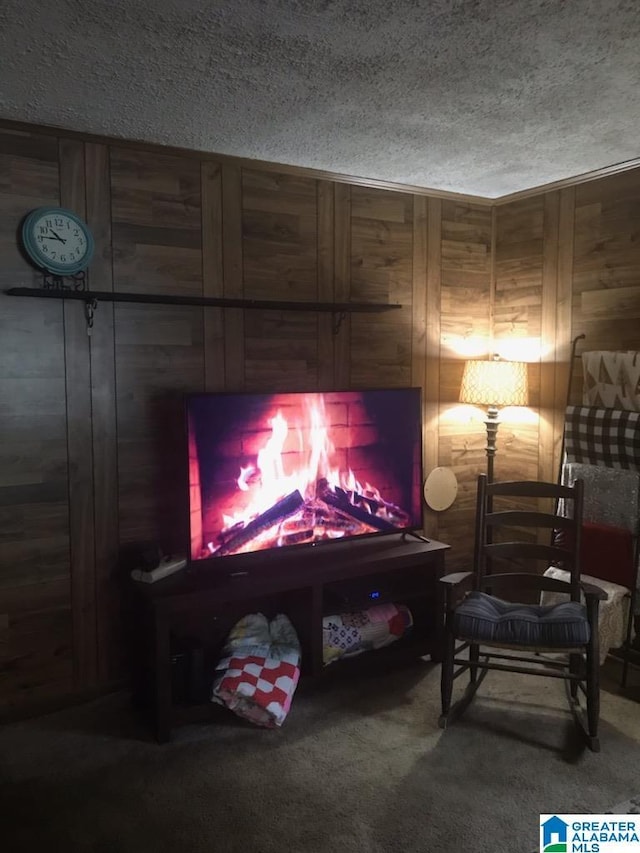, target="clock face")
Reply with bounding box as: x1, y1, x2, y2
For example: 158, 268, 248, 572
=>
22, 207, 94, 275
